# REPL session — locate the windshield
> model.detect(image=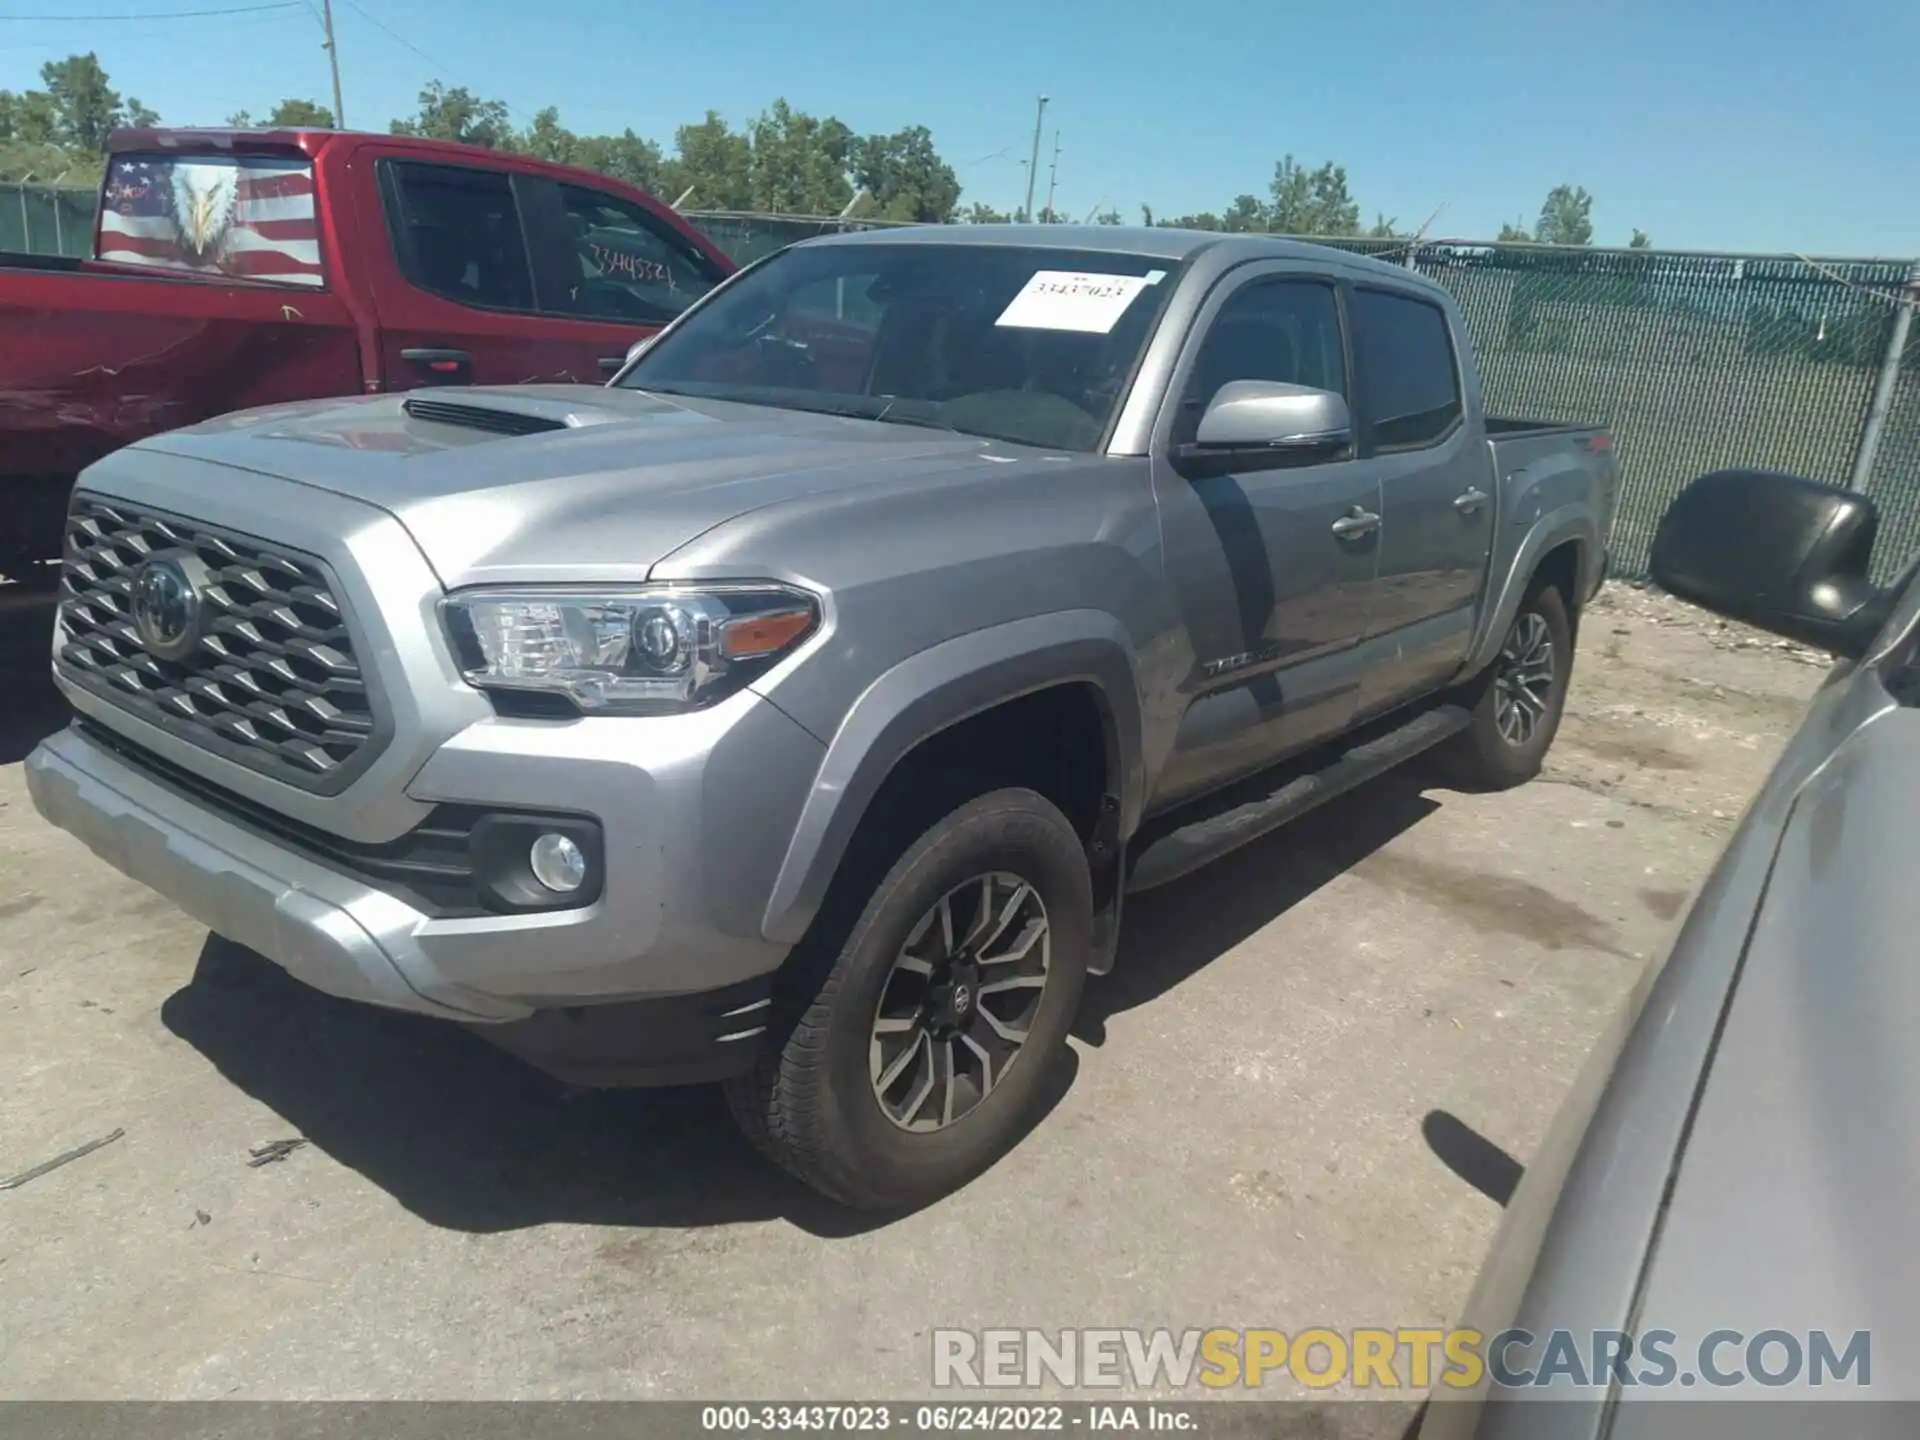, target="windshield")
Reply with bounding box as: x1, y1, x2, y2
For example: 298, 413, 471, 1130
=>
617, 243, 1179, 451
